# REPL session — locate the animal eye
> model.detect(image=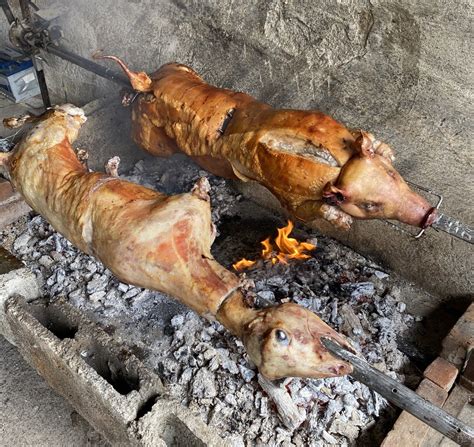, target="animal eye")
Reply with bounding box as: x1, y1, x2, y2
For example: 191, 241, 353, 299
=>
360, 202, 381, 212
275, 329, 289, 345
335, 192, 345, 203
